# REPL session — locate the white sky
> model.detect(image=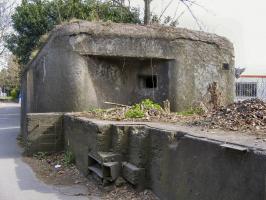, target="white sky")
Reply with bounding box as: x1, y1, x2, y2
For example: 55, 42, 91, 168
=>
3, 0, 266, 74
130, 0, 266, 75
